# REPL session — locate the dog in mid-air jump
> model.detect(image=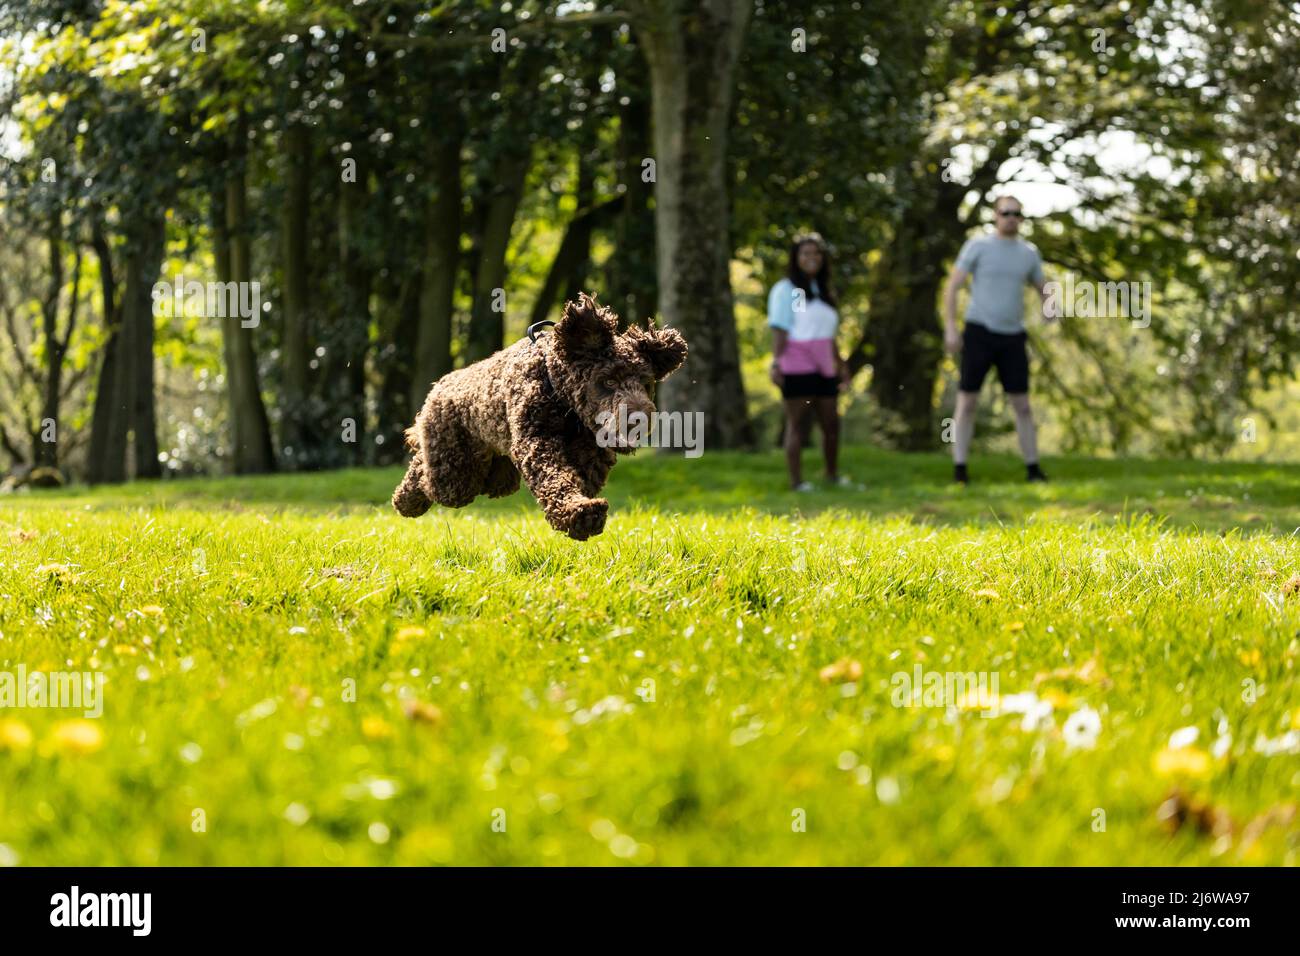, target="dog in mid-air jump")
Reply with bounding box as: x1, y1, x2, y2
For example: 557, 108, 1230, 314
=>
393, 293, 687, 540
